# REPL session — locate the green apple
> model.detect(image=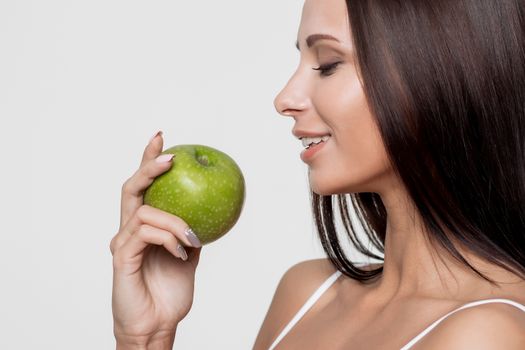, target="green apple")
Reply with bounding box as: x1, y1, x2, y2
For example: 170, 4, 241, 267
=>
143, 144, 245, 245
